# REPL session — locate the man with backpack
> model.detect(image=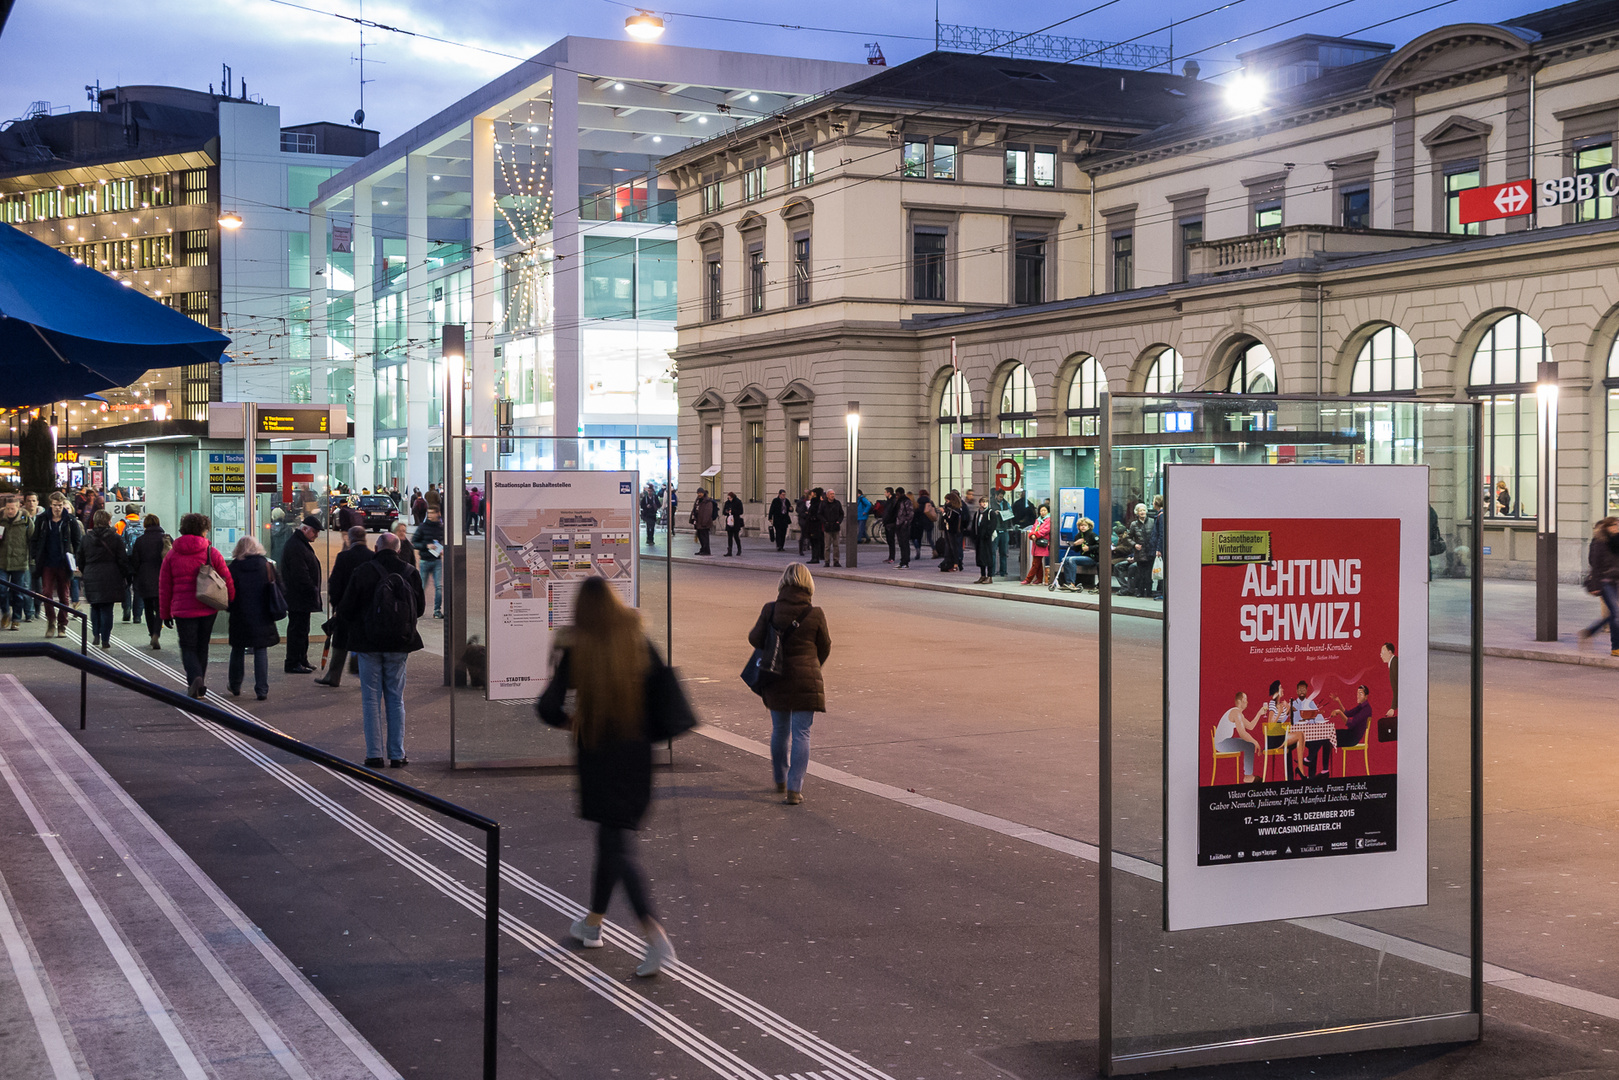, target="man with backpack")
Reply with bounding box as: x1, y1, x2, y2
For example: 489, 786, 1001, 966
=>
338, 532, 425, 769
